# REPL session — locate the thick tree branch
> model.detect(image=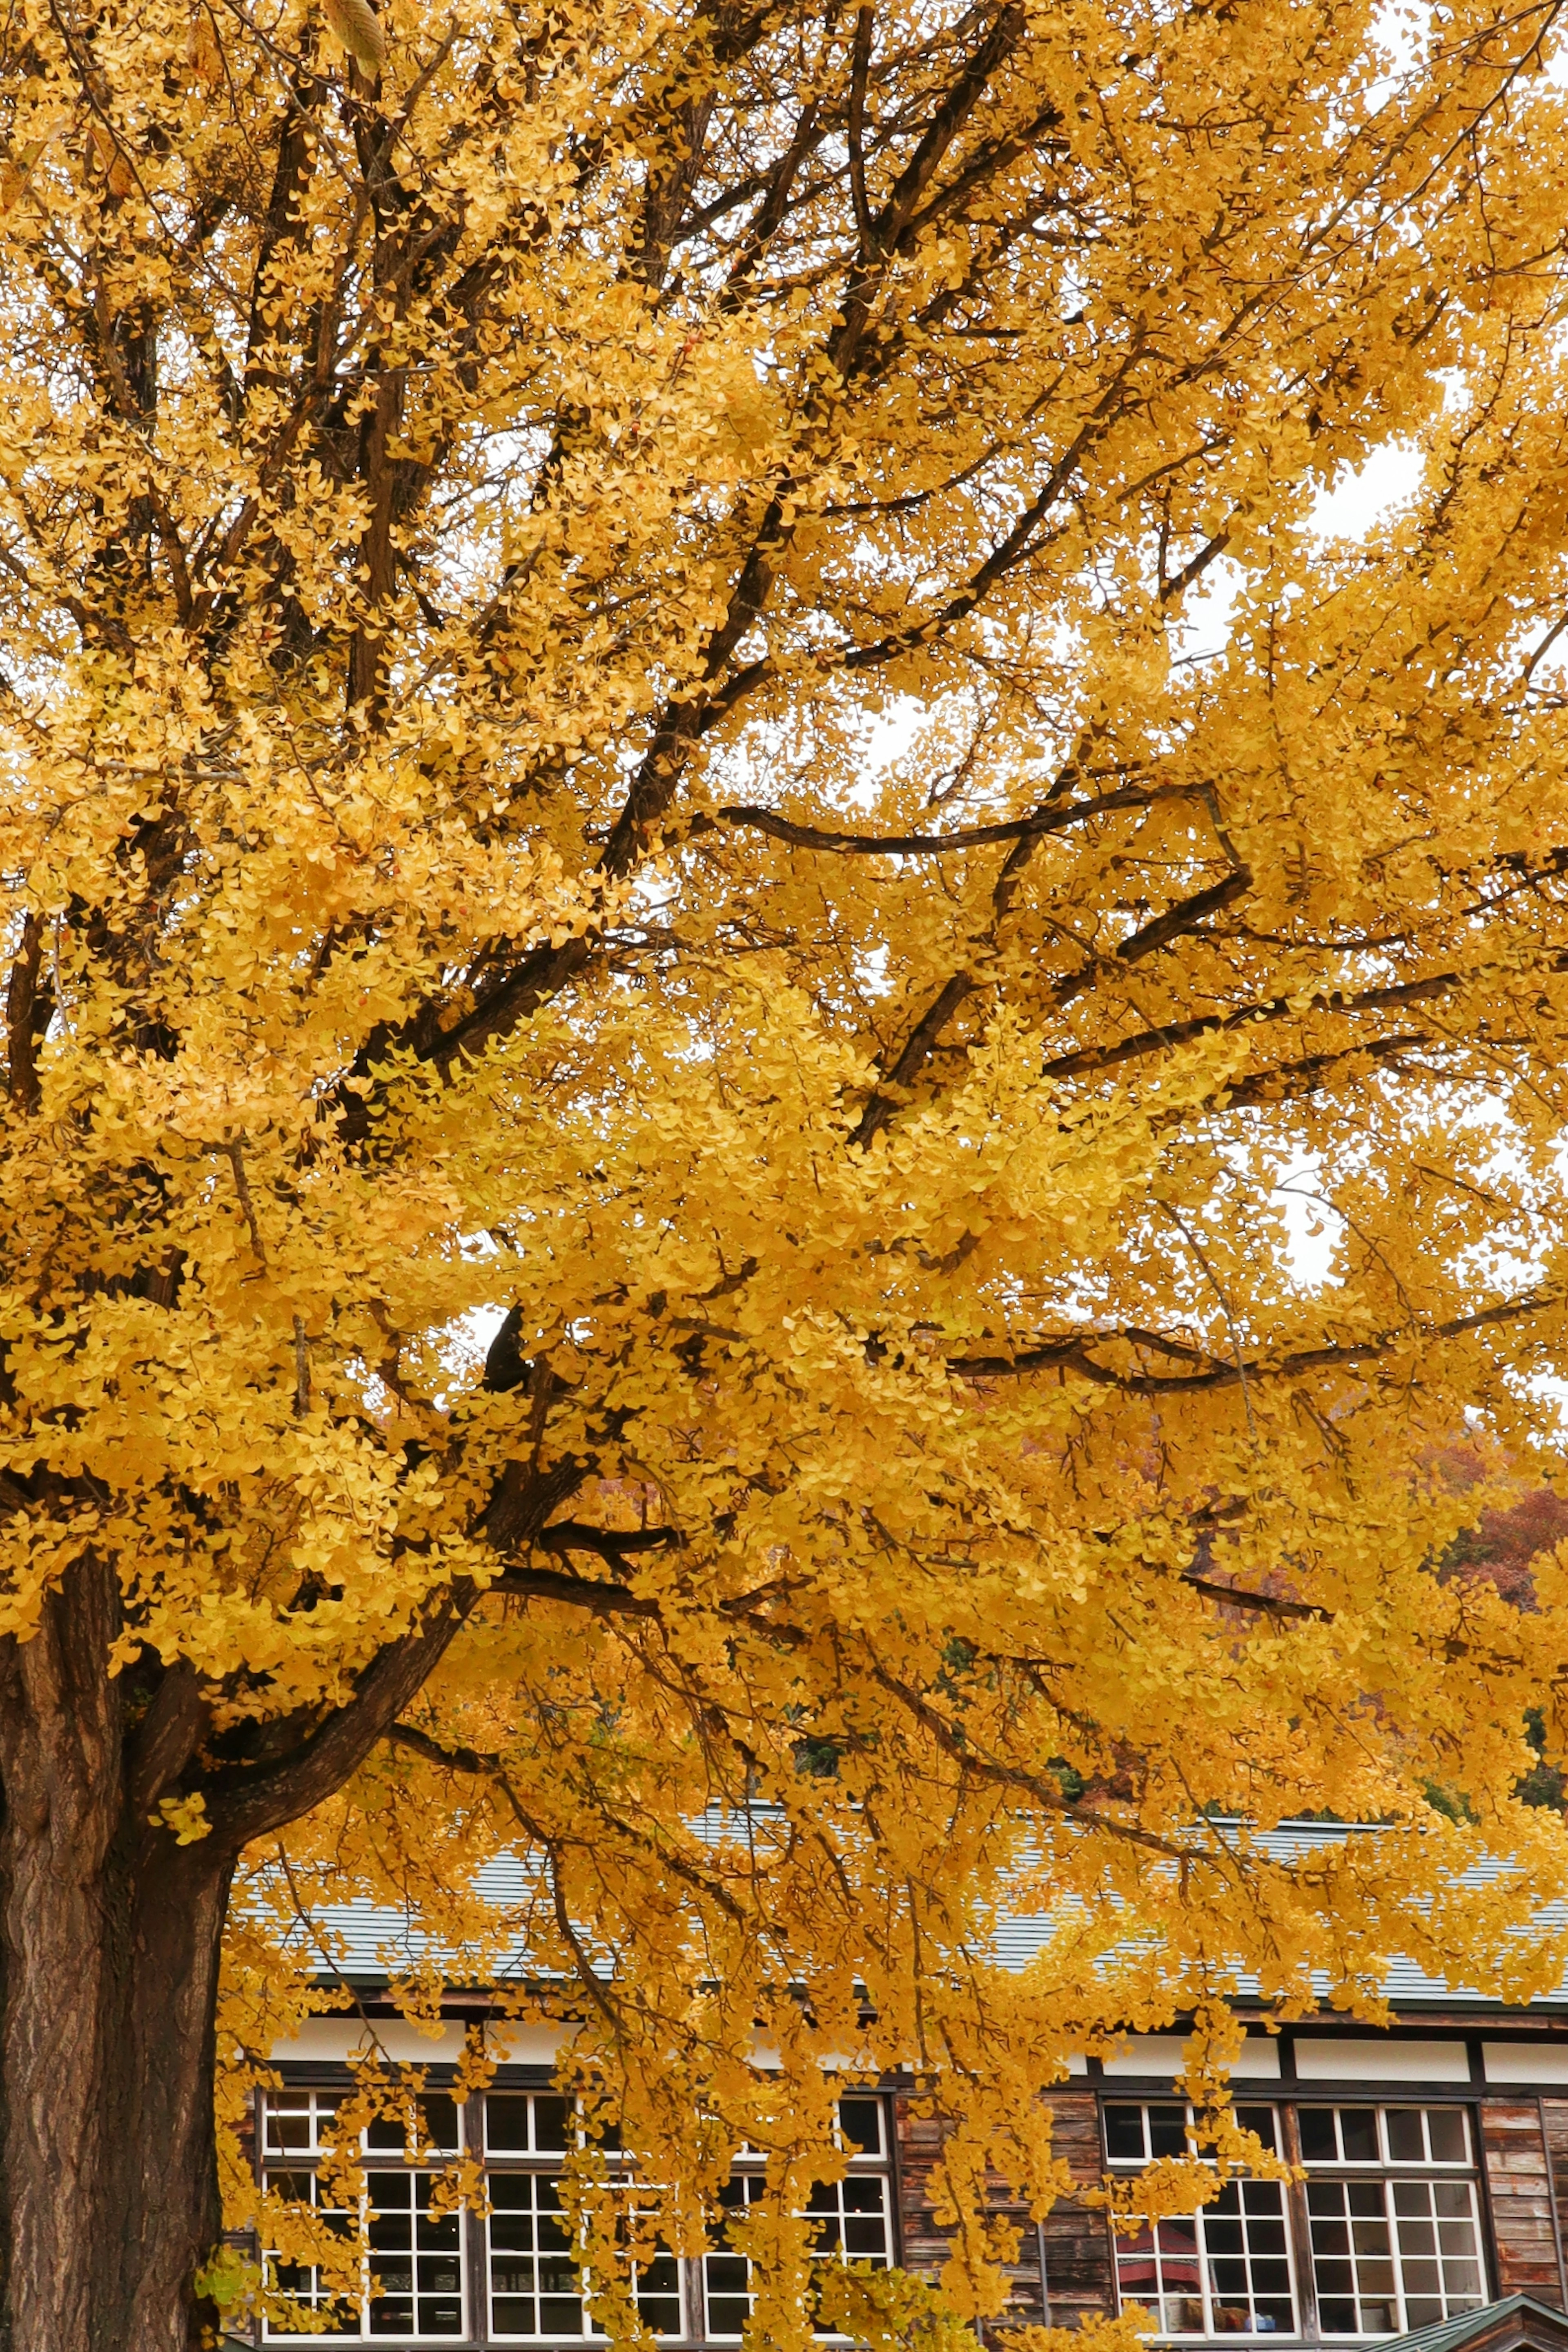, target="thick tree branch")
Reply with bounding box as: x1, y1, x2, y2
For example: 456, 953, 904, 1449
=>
488, 1565, 661, 1619
950, 1291, 1558, 1391
385, 1720, 503, 1775
5, 909, 46, 1112
126, 1658, 209, 1818
201, 1600, 466, 1849
853, 970, 976, 1149
1114, 867, 1252, 965
537, 1521, 681, 1560
1180, 1575, 1331, 1624
706, 780, 1188, 857
1038, 968, 1468, 1083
